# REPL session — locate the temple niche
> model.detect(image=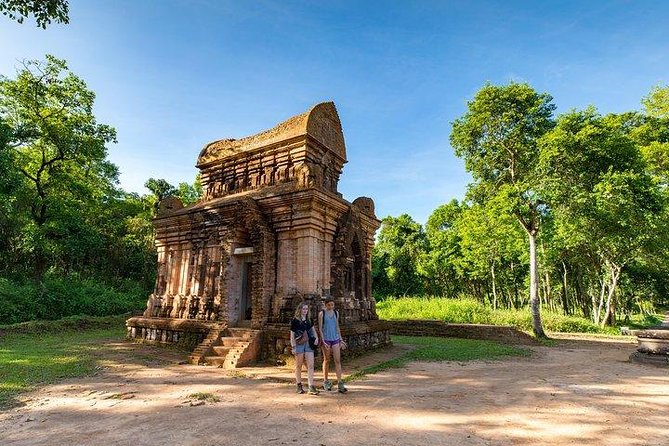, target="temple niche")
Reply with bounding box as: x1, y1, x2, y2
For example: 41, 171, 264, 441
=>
126, 102, 390, 365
